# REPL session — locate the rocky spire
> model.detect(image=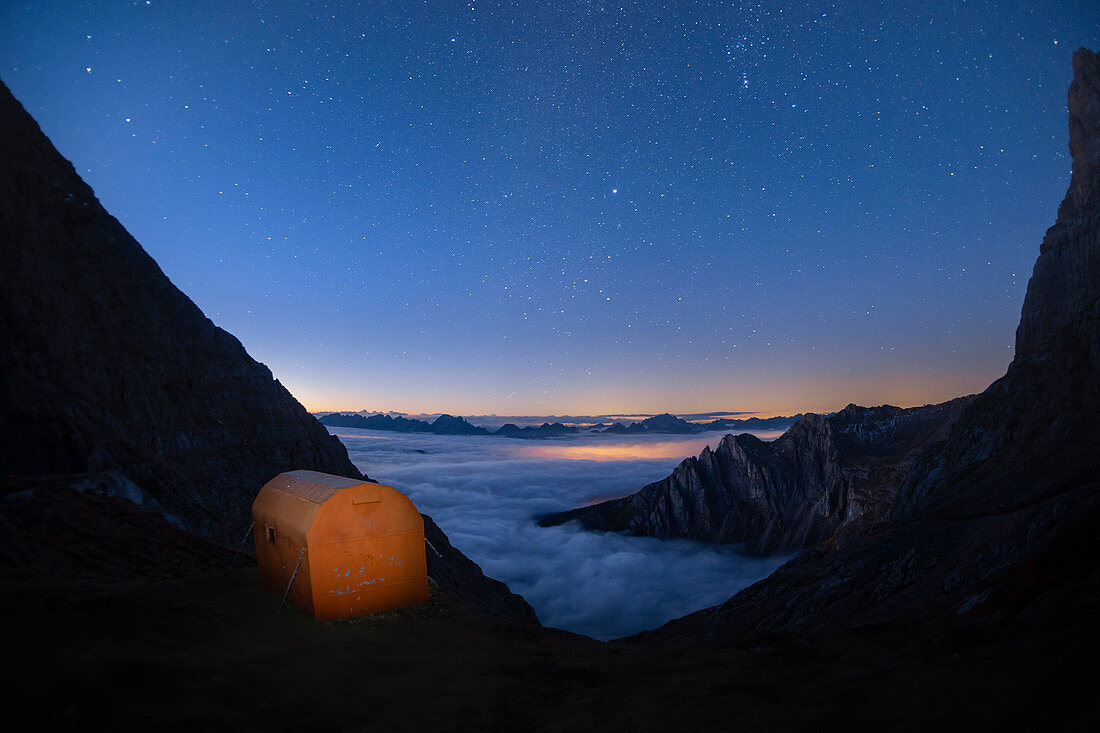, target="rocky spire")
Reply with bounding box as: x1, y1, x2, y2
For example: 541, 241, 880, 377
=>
1015, 47, 1100, 367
